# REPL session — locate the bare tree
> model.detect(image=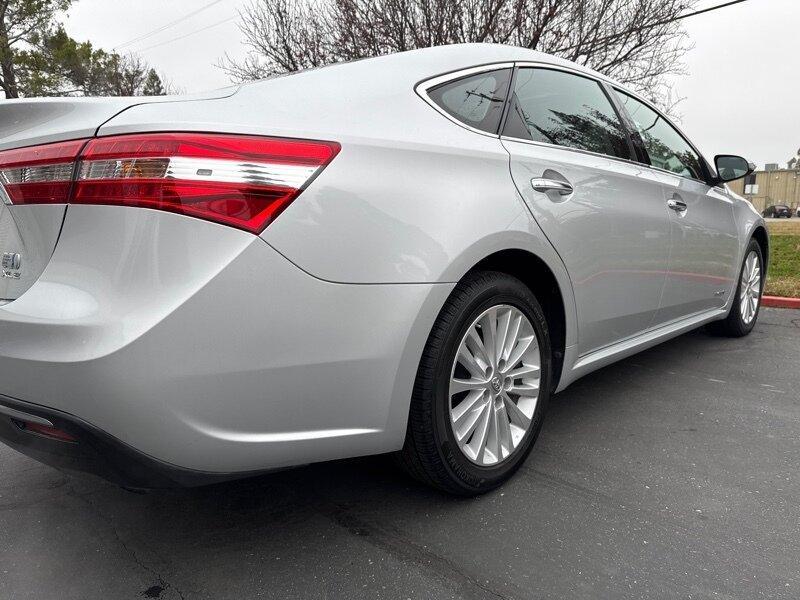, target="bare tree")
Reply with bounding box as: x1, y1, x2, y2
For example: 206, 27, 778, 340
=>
220, 0, 695, 110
